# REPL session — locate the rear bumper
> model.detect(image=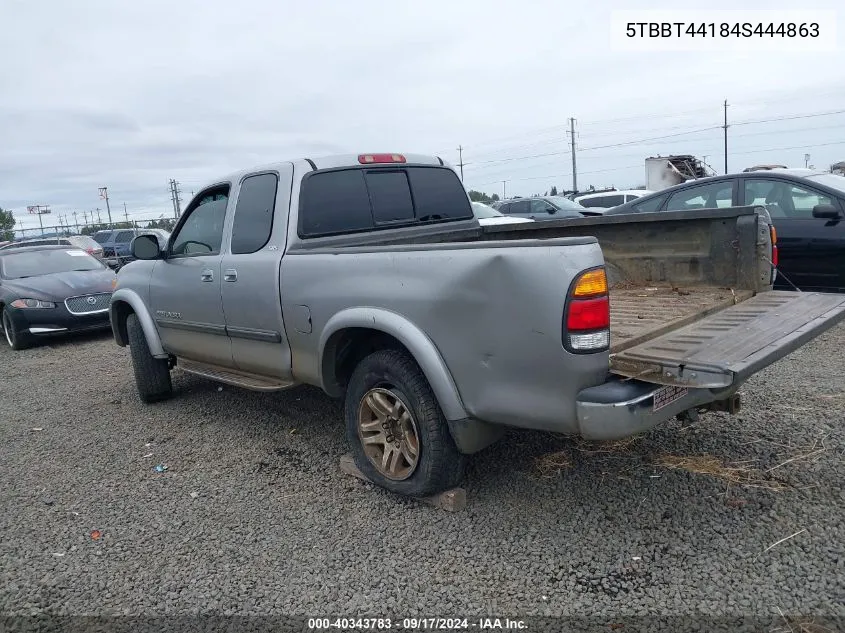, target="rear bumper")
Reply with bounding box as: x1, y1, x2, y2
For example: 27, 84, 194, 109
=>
575, 378, 736, 440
